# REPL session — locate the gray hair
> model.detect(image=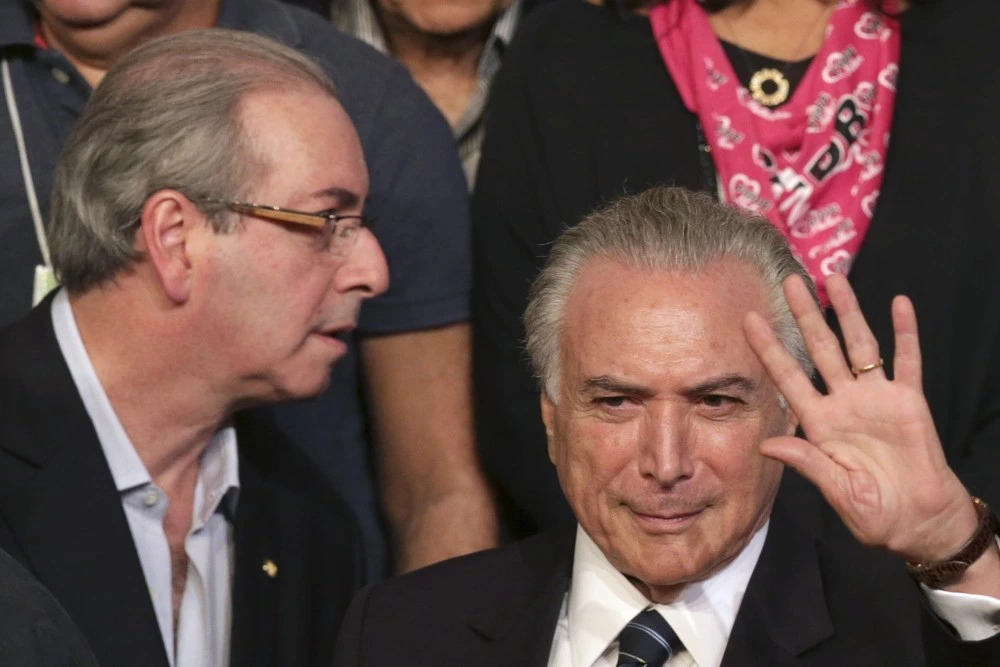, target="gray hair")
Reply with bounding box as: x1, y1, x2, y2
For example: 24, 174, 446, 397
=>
49, 28, 339, 293
524, 186, 818, 400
